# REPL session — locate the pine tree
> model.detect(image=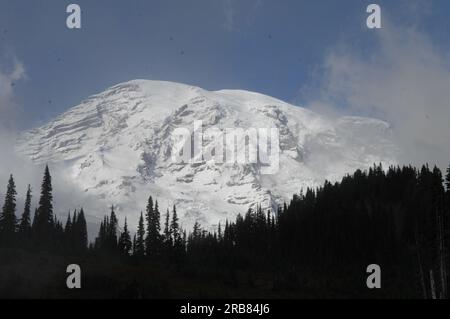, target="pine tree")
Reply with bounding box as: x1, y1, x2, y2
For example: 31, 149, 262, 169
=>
118, 217, 132, 256
65, 212, 72, 234
163, 208, 171, 244
136, 212, 146, 257
53, 218, 65, 252
145, 196, 161, 257
170, 205, 184, 263
76, 208, 88, 254
93, 208, 117, 254
154, 200, 161, 239
108, 206, 118, 252
145, 196, 153, 255
170, 205, 180, 245
18, 184, 32, 237
64, 211, 73, 252
218, 222, 223, 242
34, 165, 54, 246
0, 175, 17, 242
95, 218, 105, 251
192, 221, 201, 240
